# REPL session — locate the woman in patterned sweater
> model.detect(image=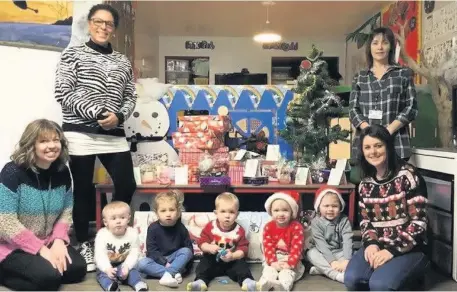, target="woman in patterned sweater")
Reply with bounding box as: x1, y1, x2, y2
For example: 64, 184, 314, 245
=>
344, 125, 429, 291
54, 4, 137, 272
0, 119, 86, 290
